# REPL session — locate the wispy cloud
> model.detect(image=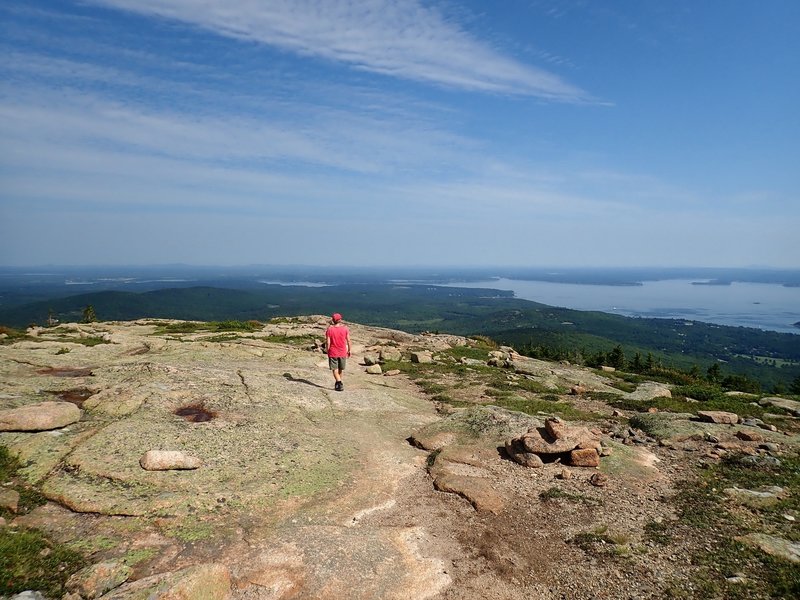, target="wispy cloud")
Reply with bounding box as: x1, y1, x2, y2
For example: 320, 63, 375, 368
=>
85, 0, 588, 100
